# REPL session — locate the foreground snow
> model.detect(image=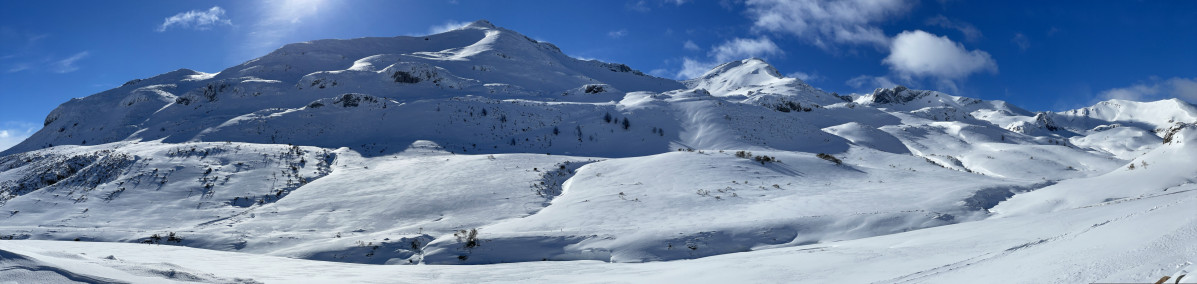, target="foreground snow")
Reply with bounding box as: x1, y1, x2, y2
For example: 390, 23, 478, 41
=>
3, 183, 1194, 283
